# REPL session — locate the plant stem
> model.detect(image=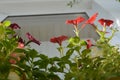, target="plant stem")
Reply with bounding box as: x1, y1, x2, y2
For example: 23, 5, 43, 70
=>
60, 46, 64, 57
